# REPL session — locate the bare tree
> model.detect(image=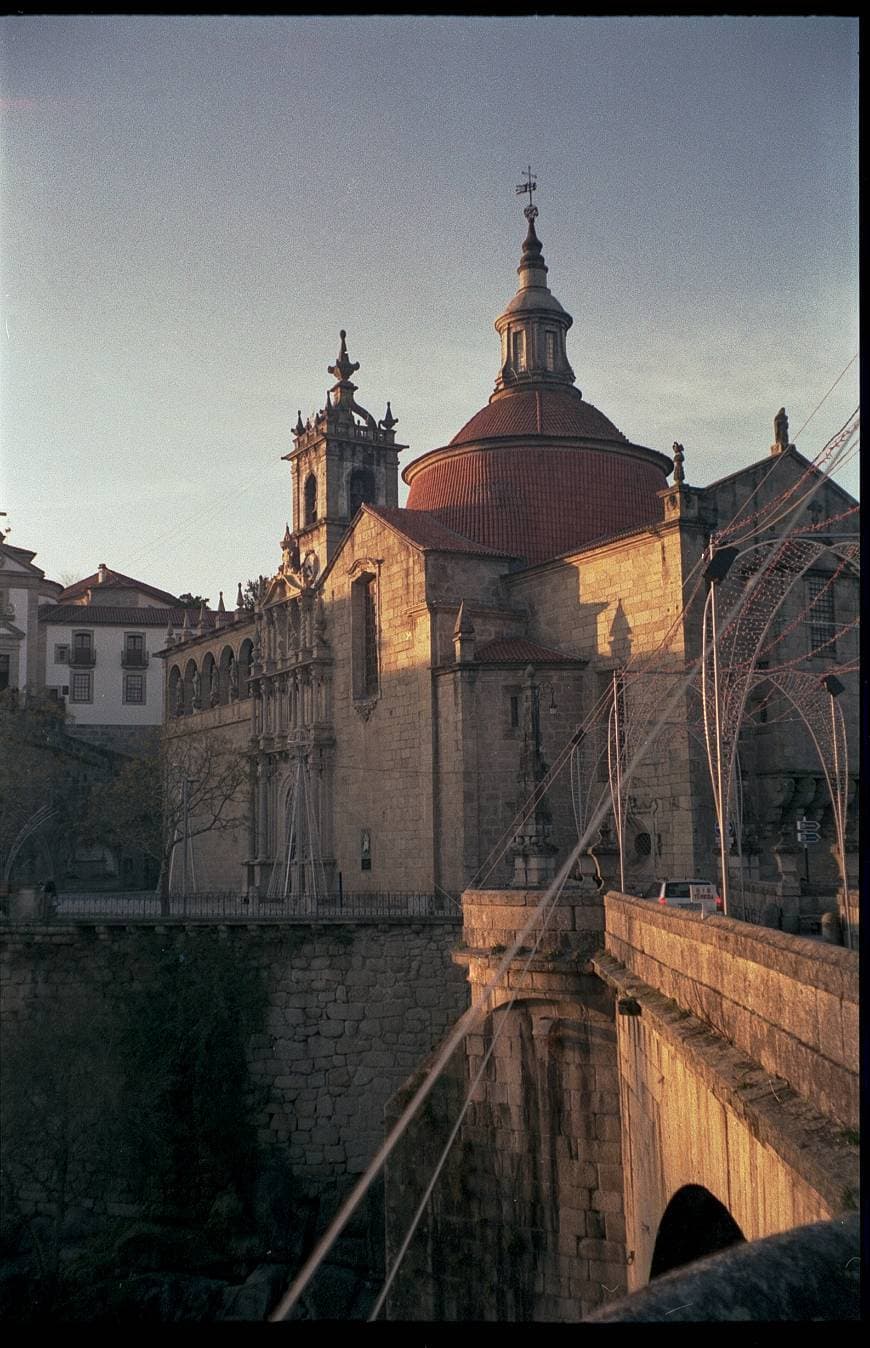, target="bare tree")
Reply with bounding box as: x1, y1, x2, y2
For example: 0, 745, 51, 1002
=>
86, 732, 248, 904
